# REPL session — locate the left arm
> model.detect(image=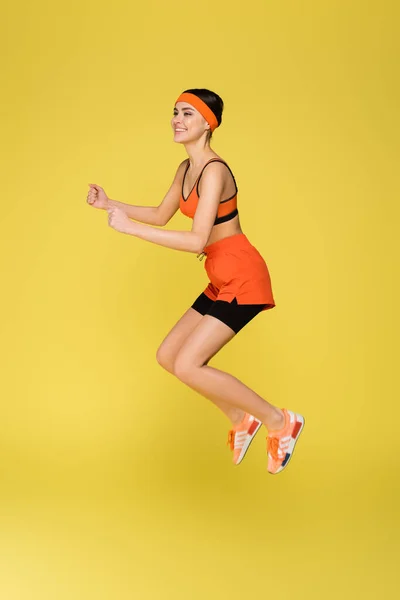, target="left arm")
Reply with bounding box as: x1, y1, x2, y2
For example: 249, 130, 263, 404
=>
108, 162, 225, 255
122, 222, 204, 254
